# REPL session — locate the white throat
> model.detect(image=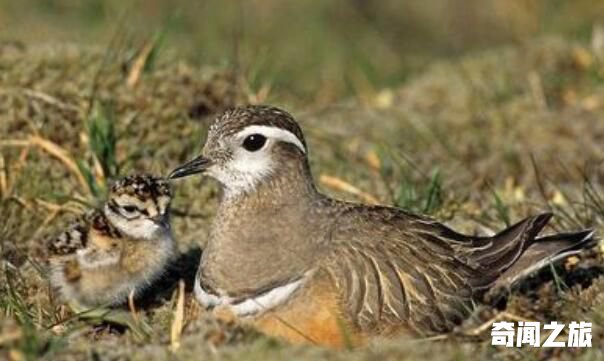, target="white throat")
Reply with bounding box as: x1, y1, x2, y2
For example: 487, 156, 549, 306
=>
194, 273, 310, 317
